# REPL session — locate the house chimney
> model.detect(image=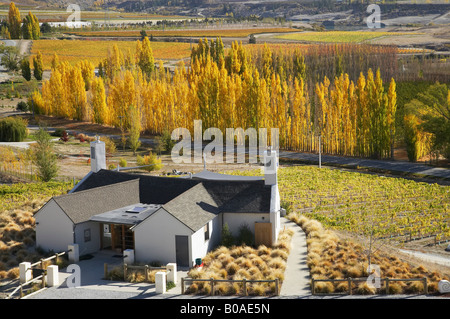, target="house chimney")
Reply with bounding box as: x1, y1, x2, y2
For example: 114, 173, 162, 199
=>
263, 146, 278, 186
90, 136, 106, 173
